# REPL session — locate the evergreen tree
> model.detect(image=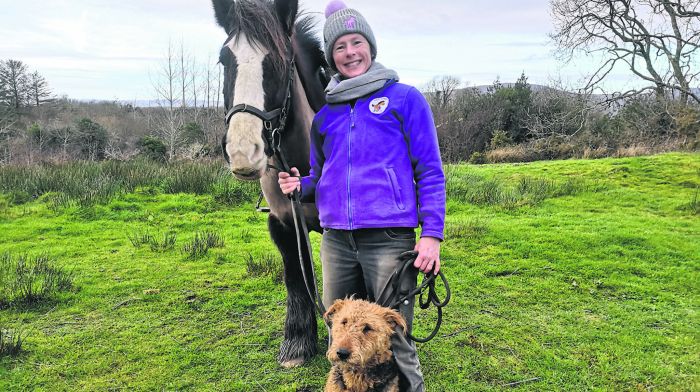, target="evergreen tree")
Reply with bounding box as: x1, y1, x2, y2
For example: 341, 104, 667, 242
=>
0, 60, 30, 109
28, 71, 52, 106
75, 118, 108, 160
